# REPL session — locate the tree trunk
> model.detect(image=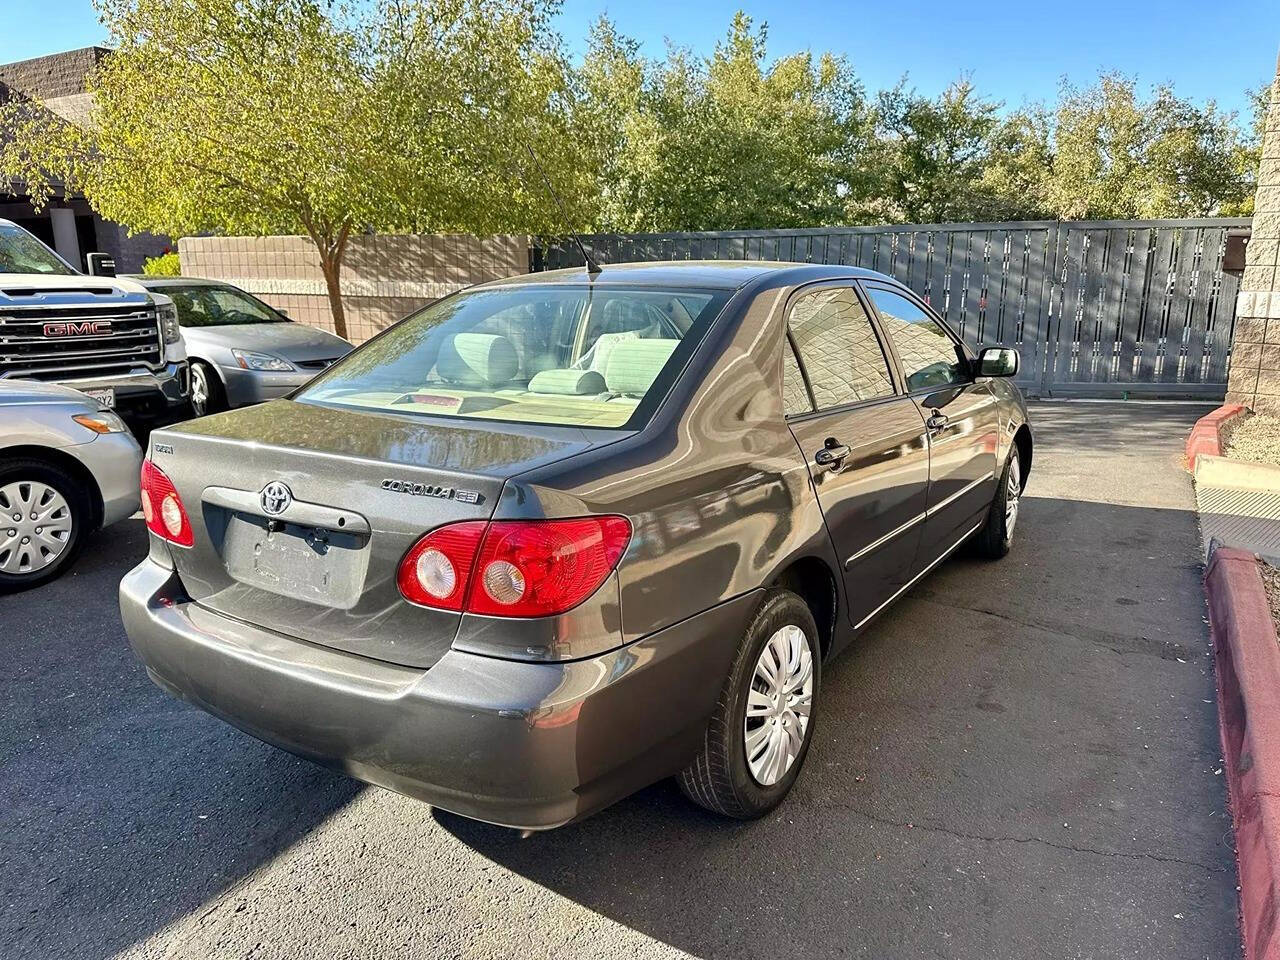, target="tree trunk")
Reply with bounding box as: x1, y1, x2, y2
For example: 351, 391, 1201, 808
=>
318, 250, 348, 342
